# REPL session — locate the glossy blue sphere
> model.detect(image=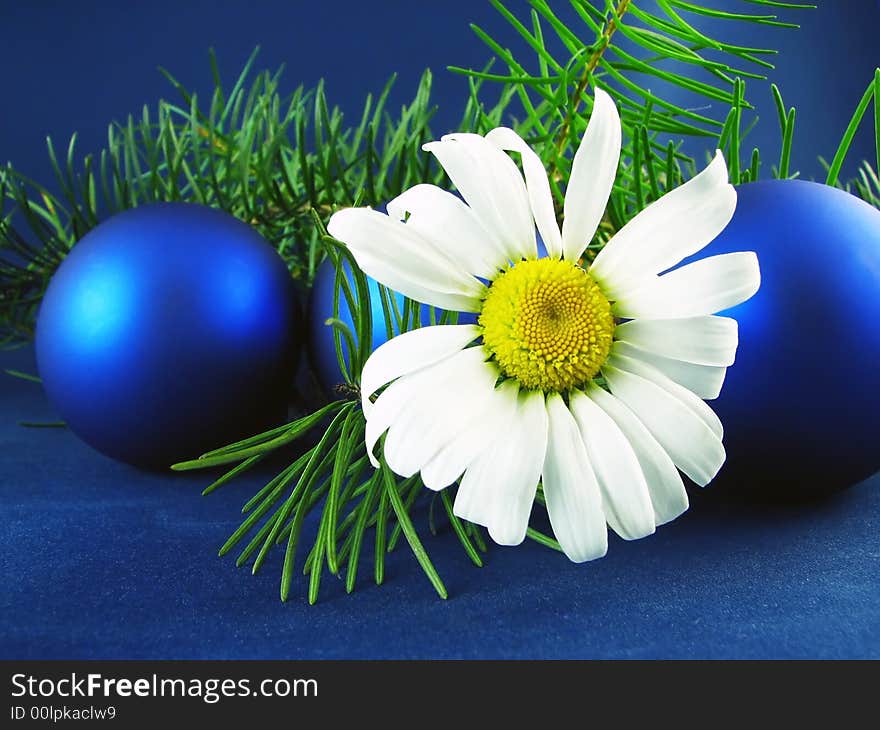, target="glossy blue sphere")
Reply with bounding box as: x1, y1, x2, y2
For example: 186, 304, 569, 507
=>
308, 256, 477, 393
698, 180, 880, 499
36, 203, 300, 467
